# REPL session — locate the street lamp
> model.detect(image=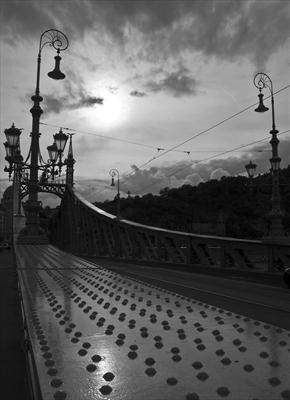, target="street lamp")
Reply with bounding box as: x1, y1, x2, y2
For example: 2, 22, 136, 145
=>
253, 72, 286, 243
109, 169, 121, 219
245, 160, 257, 180
3, 29, 70, 244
